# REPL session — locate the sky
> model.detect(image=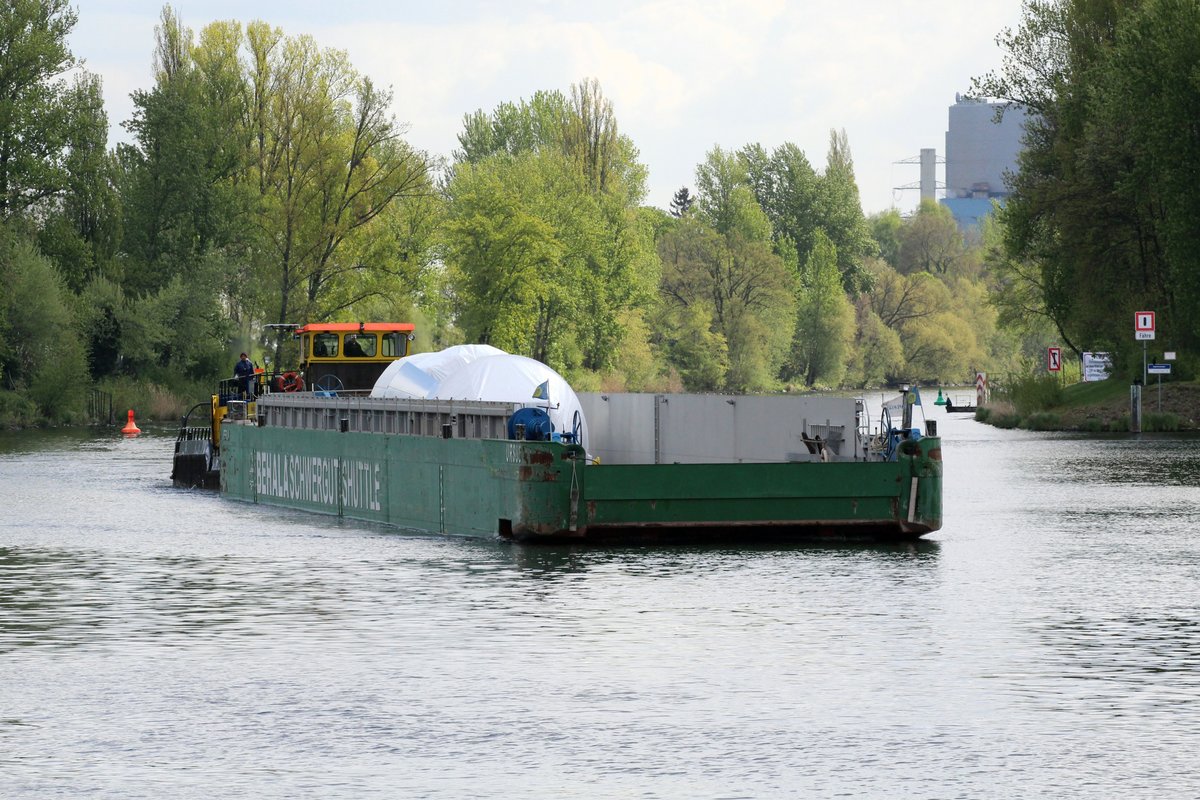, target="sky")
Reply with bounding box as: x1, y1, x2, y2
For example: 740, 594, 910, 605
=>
68, 0, 1024, 216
